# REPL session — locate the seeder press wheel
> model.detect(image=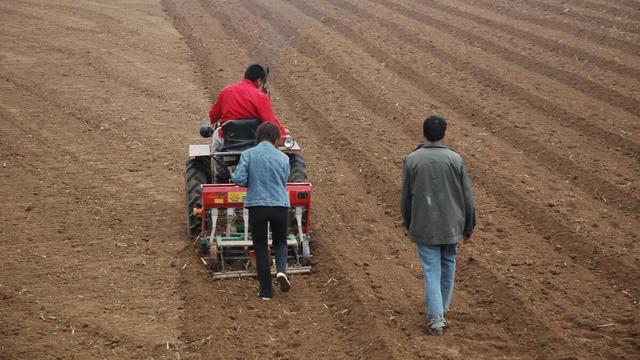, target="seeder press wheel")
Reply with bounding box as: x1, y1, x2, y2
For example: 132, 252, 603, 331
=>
302, 238, 311, 266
